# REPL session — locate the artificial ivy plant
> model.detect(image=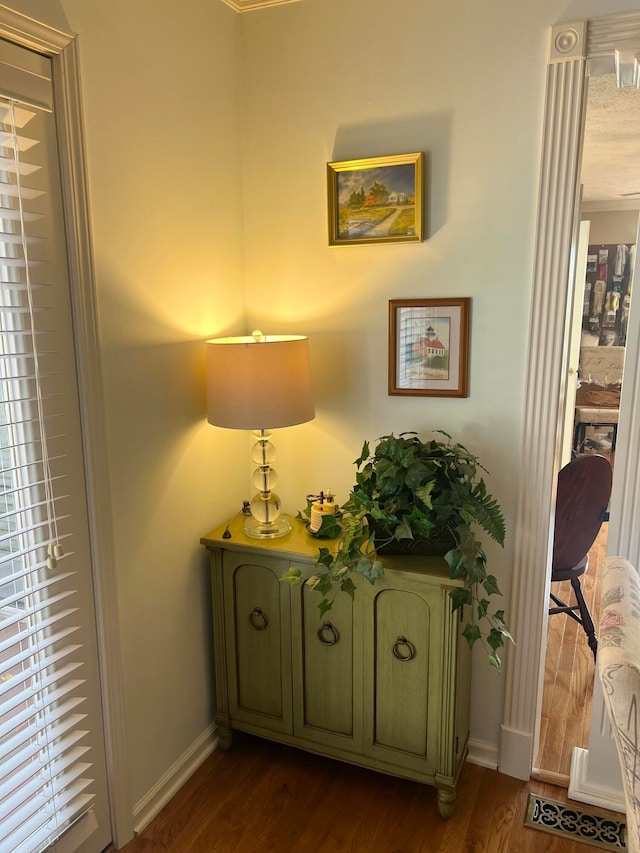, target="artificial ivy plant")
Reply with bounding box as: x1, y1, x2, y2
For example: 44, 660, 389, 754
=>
281, 431, 513, 670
